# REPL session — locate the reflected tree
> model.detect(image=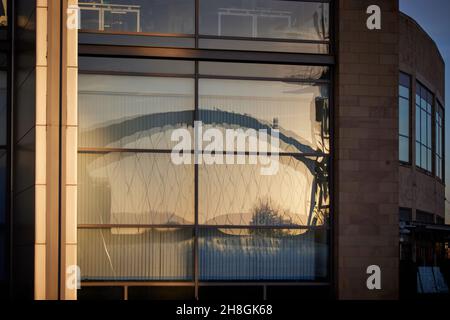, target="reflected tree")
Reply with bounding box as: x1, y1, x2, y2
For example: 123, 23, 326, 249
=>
249, 198, 292, 237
